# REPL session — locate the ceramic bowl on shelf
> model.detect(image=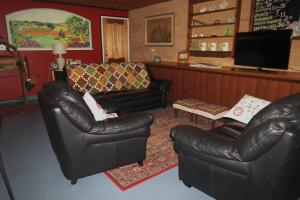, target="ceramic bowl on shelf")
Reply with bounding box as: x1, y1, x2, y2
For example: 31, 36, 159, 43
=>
199, 42, 207, 51
199, 7, 207, 13
208, 5, 217, 11
228, 16, 235, 23
219, 0, 229, 9
153, 56, 161, 64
